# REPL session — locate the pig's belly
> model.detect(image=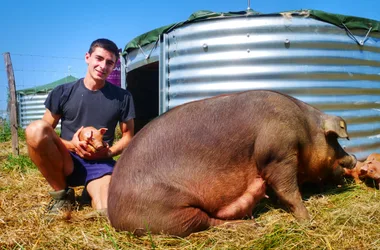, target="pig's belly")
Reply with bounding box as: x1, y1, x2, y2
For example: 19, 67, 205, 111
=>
214, 177, 266, 219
